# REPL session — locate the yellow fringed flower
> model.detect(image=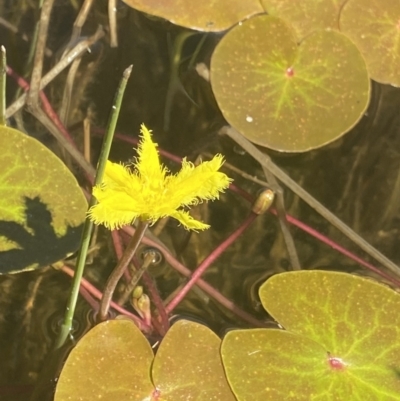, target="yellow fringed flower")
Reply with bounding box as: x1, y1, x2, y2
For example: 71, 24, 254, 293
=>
88, 124, 232, 231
